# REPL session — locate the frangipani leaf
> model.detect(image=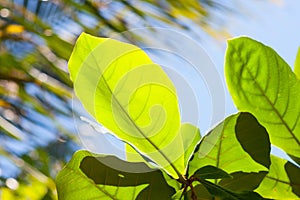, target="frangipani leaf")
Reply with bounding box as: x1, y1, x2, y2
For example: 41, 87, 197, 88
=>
188, 112, 269, 176
255, 155, 300, 199
225, 37, 300, 157
294, 47, 300, 79
68, 33, 185, 178
56, 150, 175, 200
